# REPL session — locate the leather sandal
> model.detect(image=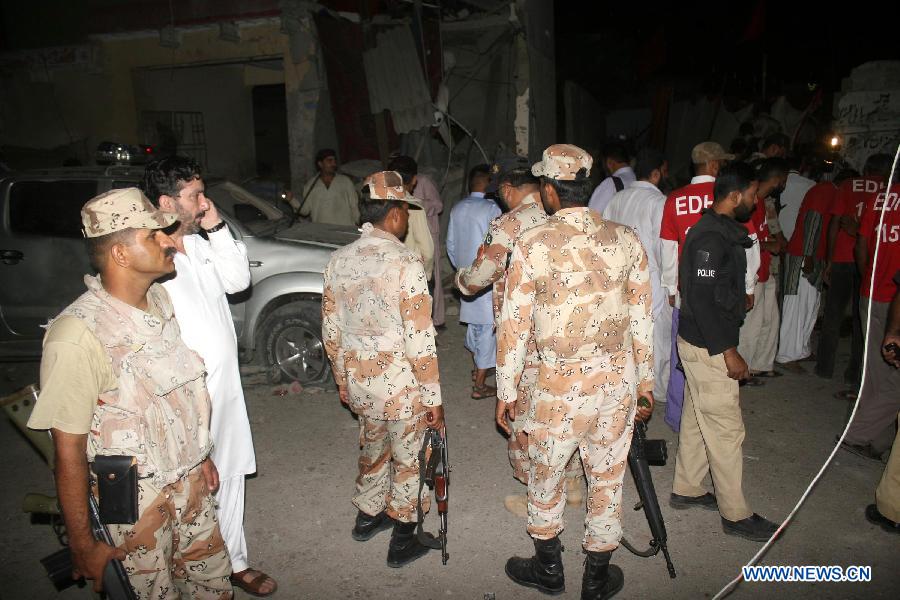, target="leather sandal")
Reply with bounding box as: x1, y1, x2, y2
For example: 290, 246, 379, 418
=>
750, 370, 782, 378
230, 568, 278, 597
471, 383, 496, 399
